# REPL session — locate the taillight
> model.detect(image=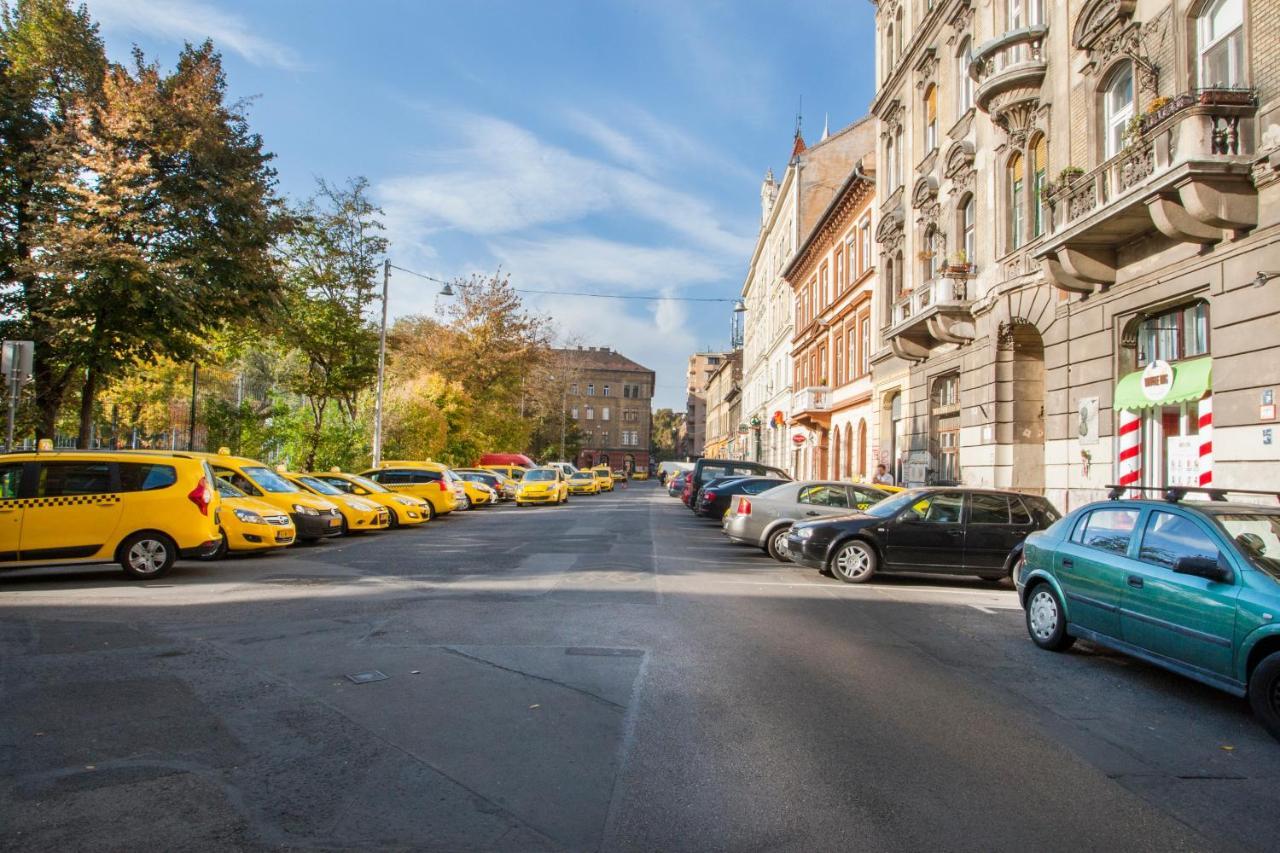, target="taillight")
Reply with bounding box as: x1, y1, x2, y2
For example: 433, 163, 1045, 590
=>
704, 491, 716, 501
737, 497, 752, 515
438, 480, 448, 491
188, 476, 213, 516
